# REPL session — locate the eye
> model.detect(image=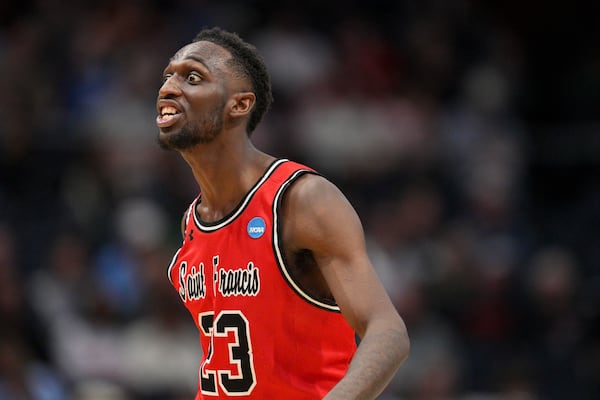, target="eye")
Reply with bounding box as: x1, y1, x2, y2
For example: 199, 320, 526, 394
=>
161, 73, 173, 84
187, 71, 203, 83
